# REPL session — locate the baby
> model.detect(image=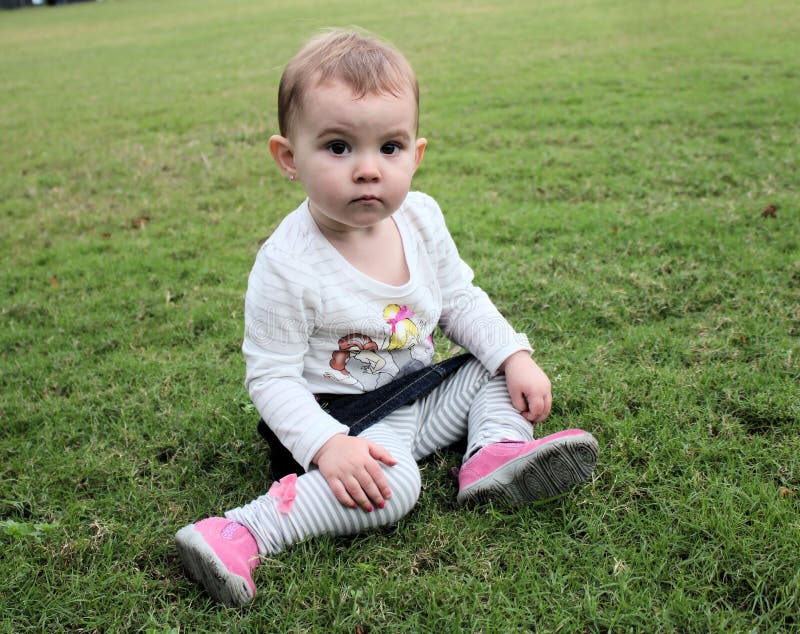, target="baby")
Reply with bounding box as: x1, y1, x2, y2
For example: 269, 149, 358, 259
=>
175, 29, 598, 607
